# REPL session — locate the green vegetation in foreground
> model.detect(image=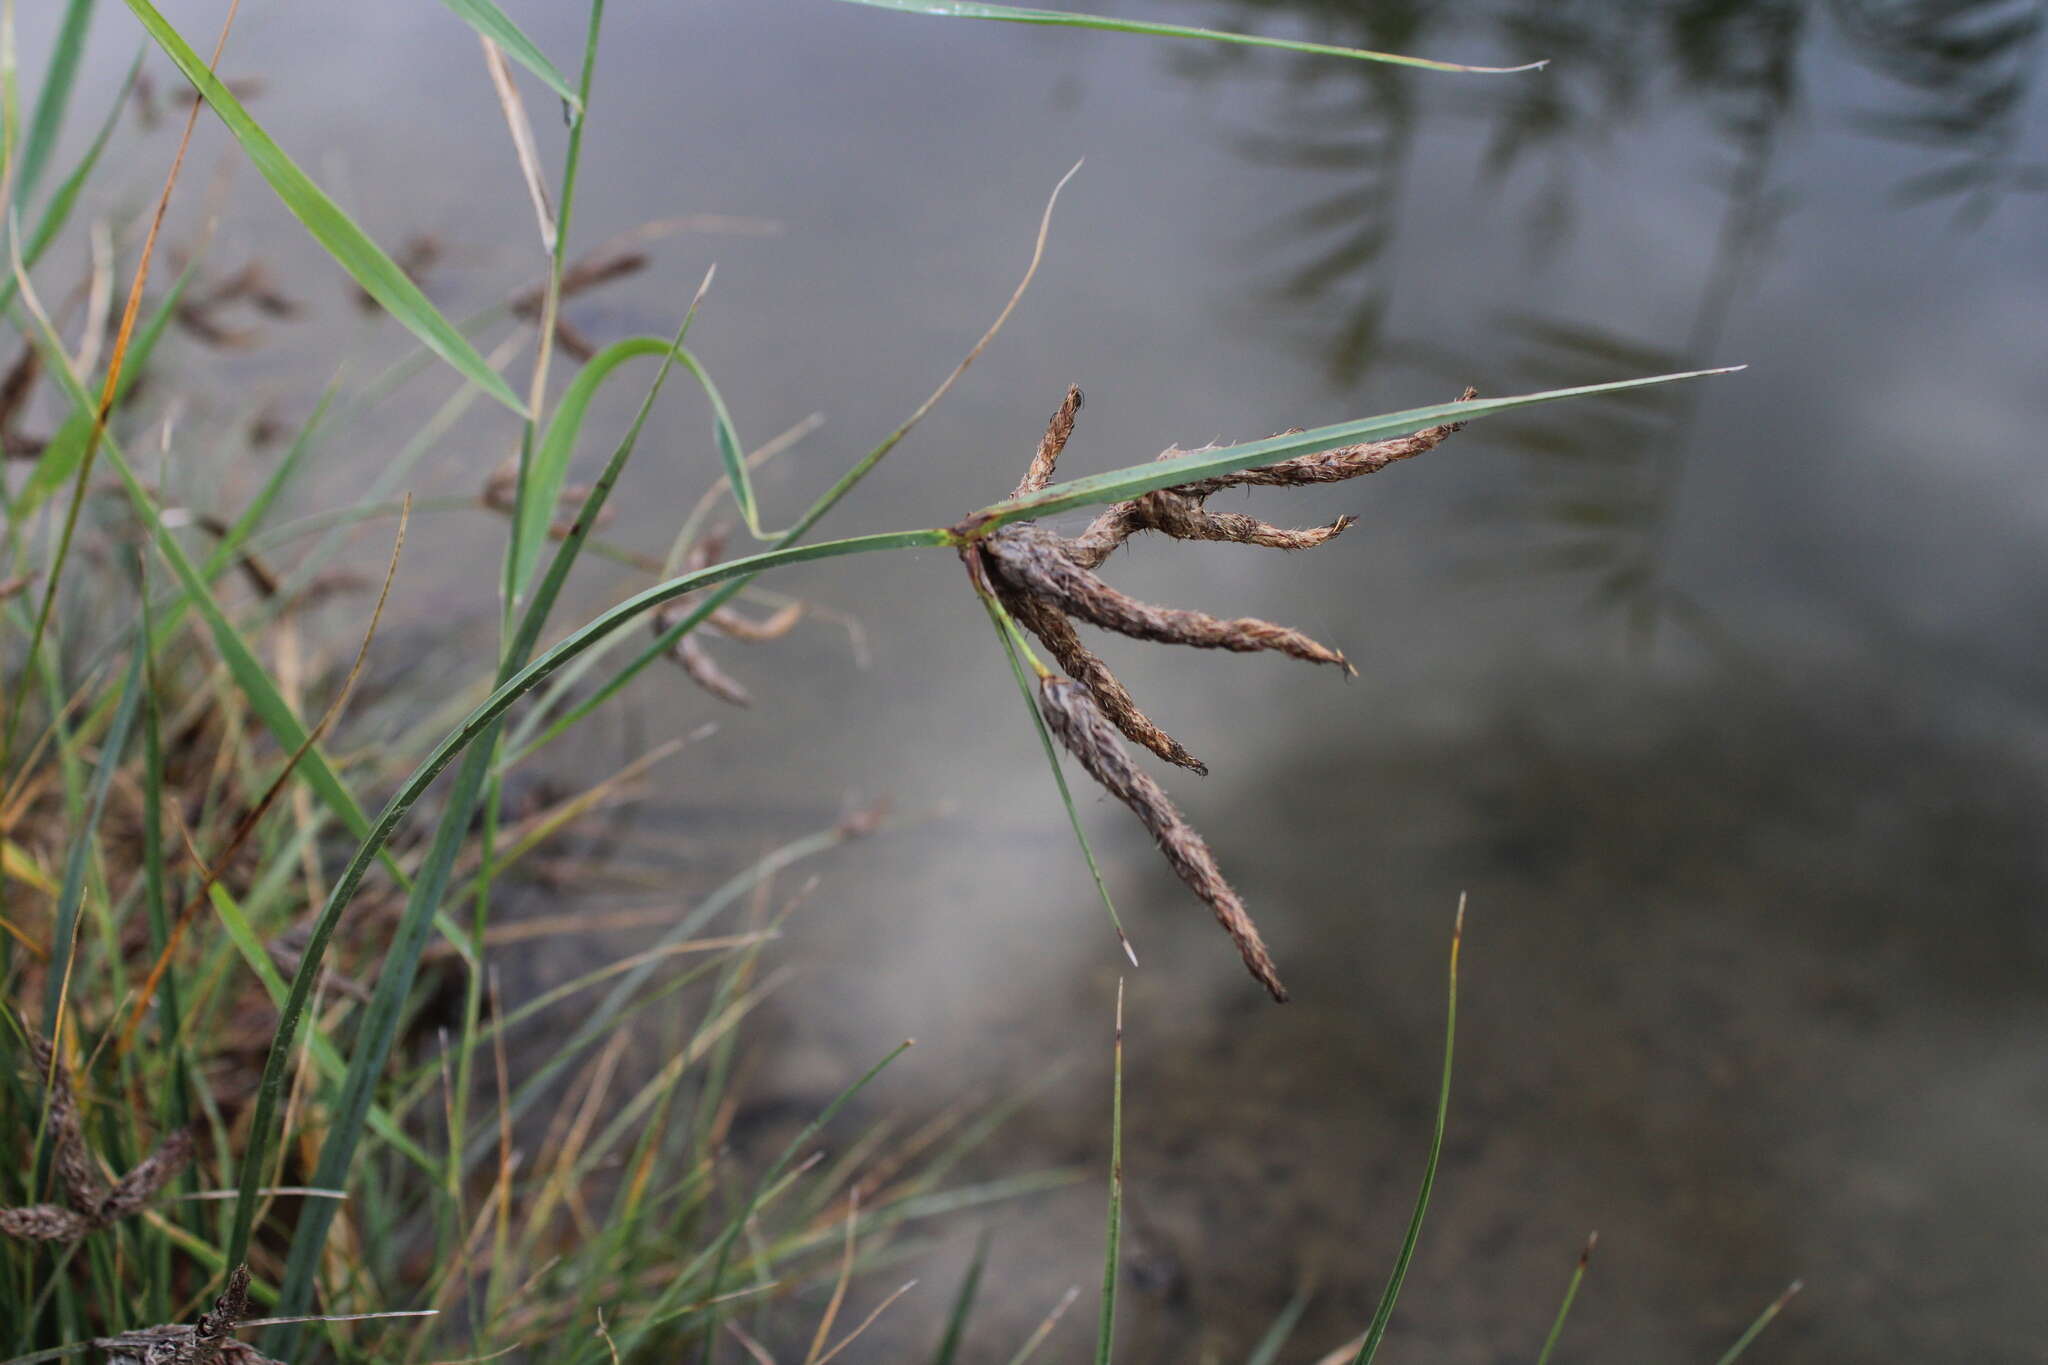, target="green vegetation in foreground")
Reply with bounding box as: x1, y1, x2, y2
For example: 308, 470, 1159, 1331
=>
0, 1, 1787, 1361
